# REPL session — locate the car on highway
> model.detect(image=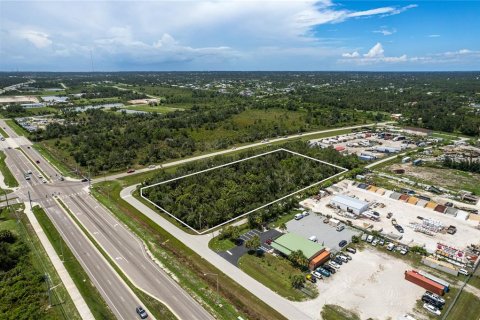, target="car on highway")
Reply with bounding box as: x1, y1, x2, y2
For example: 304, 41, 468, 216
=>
136, 306, 148, 319
339, 240, 347, 247
127, 169, 135, 173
